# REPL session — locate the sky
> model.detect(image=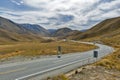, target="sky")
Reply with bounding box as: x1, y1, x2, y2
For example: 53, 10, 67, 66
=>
0, 0, 120, 30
